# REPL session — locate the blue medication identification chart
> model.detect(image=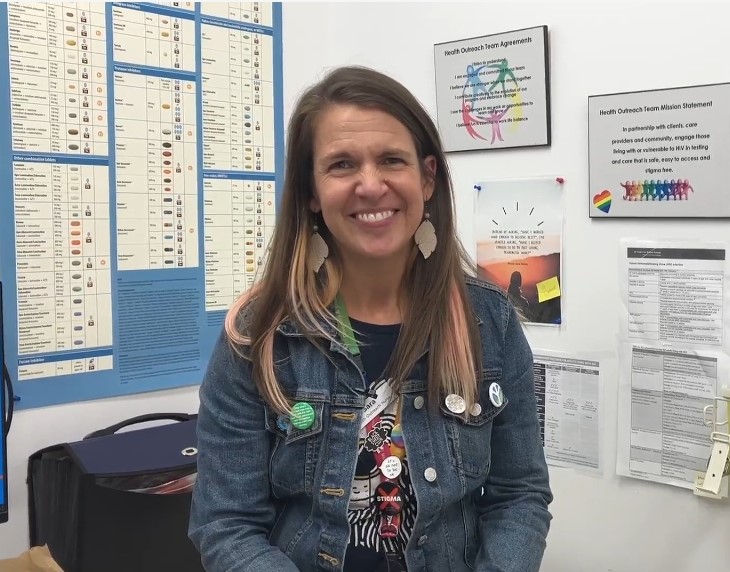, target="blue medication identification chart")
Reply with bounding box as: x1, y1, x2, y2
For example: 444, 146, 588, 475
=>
0, 2, 284, 408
